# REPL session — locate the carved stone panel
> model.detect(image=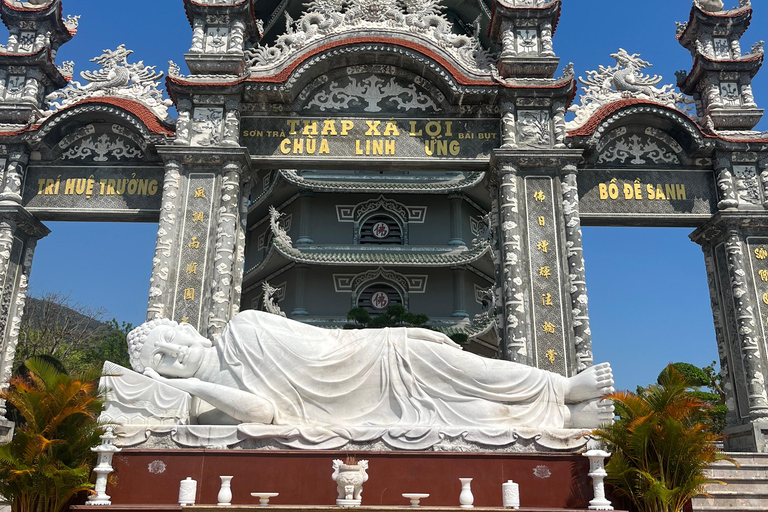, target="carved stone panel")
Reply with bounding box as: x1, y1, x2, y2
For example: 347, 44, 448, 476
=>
241, 117, 499, 165
518, 111, 551, 148
714, 241, 752, 420
22, 166, 164, 220
578, 169, 717, 225
734, 165, 762, 206
303, 74, 439, 114
53, 124, 147, 163
524, 176, 568, 376
171, 173, 216, 330
191, 107, 224, 147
